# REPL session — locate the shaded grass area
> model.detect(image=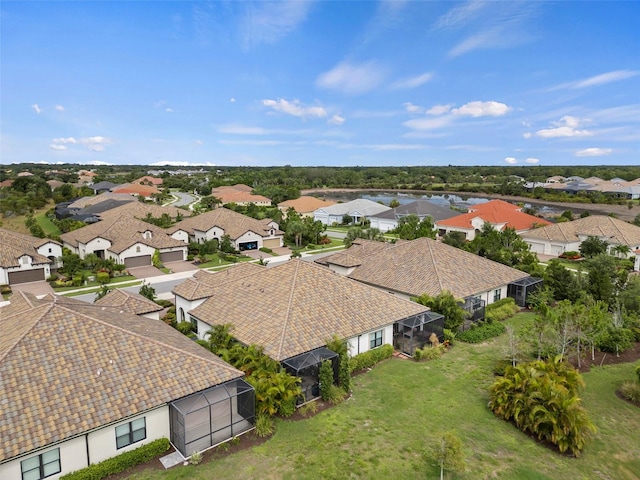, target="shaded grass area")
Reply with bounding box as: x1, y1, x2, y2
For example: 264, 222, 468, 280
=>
35, 210, 61, 236
127, 313, 639, 480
